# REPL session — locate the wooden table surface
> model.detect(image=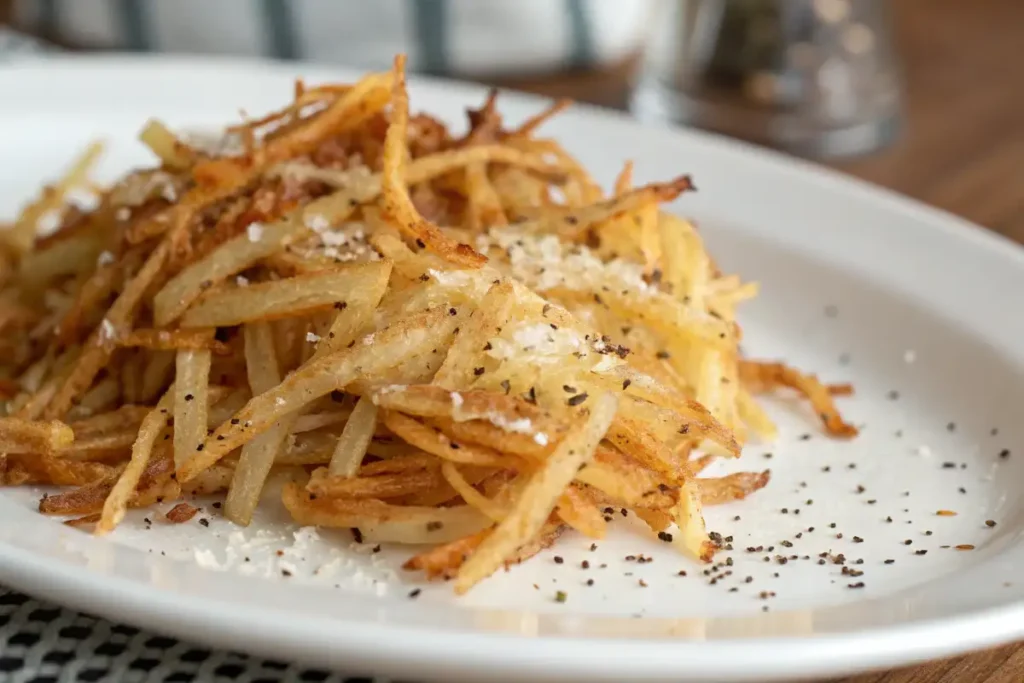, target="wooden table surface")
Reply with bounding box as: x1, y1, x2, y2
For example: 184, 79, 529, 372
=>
508, 1, 1022, 681
836, 0, 1024, 244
